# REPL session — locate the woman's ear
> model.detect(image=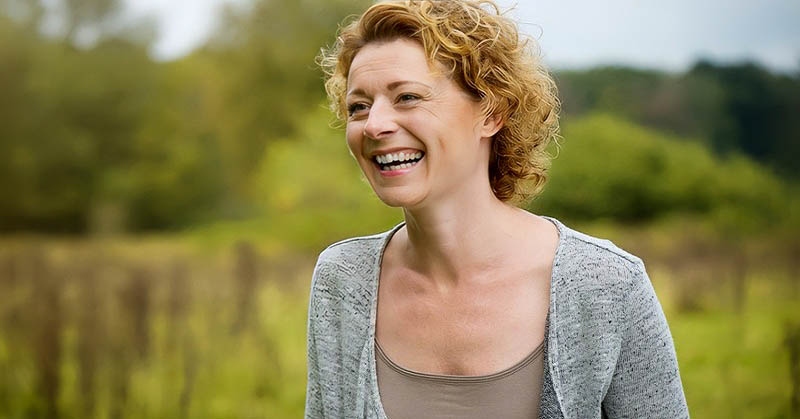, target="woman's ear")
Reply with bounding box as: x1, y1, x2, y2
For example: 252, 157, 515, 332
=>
480, 113, 505, 138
